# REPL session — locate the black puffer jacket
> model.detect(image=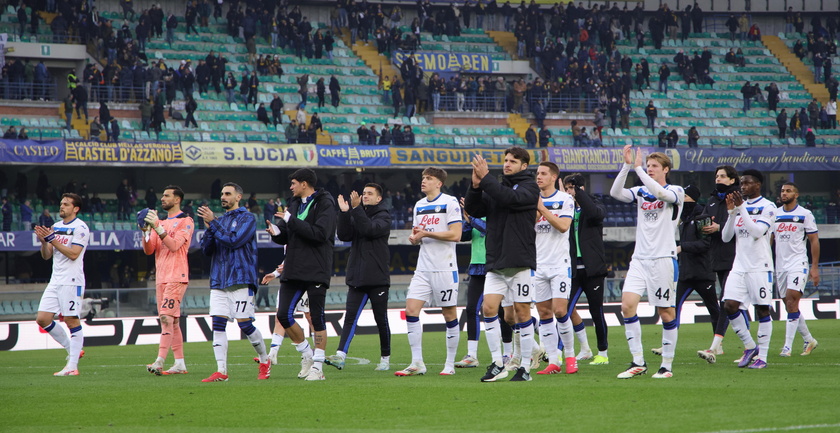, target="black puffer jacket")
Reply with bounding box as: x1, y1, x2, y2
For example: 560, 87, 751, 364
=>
464, 170, 539, 271
678, 203, 714, 281
271, 188, 336, 285
337, 203, 391, 287
702, 183, 739, 272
